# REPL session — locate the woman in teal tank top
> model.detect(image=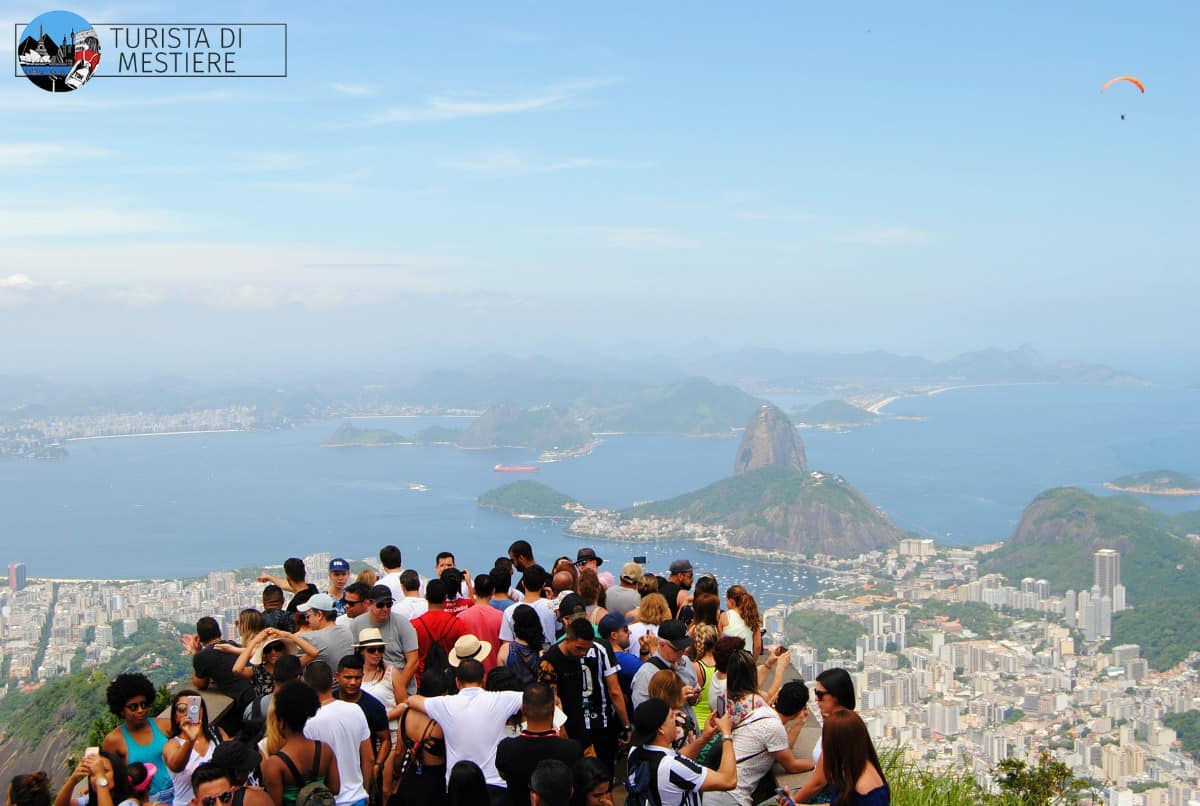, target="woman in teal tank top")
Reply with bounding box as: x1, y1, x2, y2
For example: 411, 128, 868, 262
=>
102, 674, 174, 804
